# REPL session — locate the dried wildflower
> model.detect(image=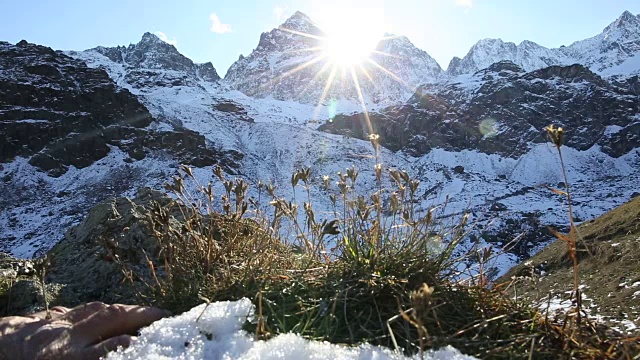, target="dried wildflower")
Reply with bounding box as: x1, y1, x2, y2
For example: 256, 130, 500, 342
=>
368, 133, 380, 152
291, 172, 300, 188
347, 167, 358, 183
299, 167, 311, 184
374, 163, 382, 182
322, 175, 330, 189
389, 169, 409, 186
180, 164, 194, 178
321, 219, 340, 235
212, 165, 224, 180
390, 192, 400, 212
545, 124, 564, 148
337, 181, 349, 195
409, 179, 420, 195
370, 192, 381, 205
167, 175, 184, 193
410, 283, 434, 316
304, 202, 315, 227
266, 183, 276, 197
204, 182, 213, 202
